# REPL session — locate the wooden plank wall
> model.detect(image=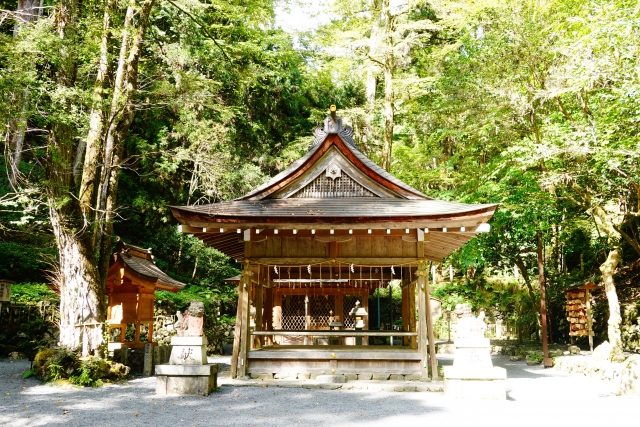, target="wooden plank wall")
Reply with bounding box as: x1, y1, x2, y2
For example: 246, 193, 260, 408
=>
249, 236, 418, 259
